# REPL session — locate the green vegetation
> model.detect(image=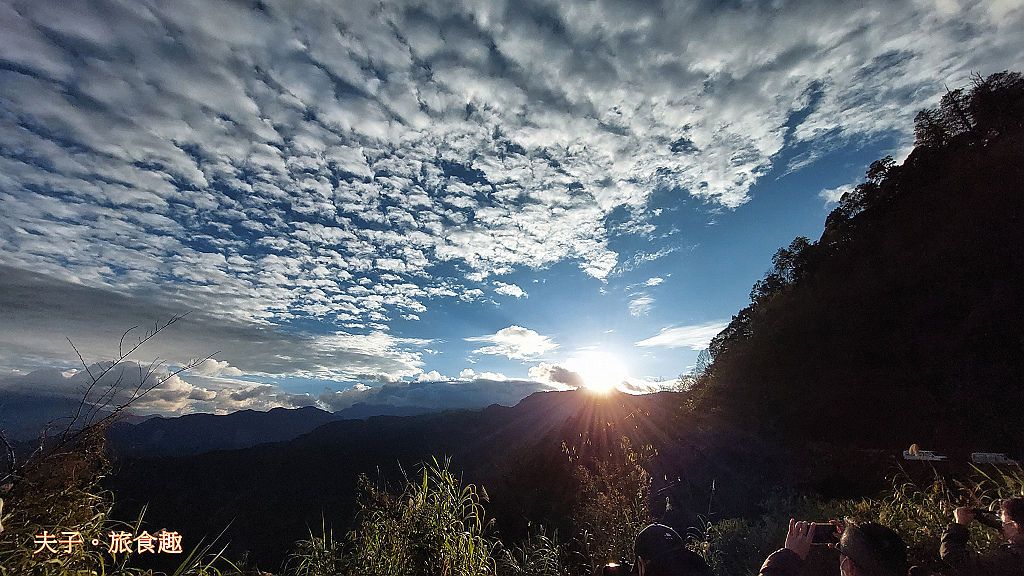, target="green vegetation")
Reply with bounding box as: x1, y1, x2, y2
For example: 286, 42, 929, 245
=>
566, 436, 652, 571
342, 457, 495, 575
0, 427, 116, 575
